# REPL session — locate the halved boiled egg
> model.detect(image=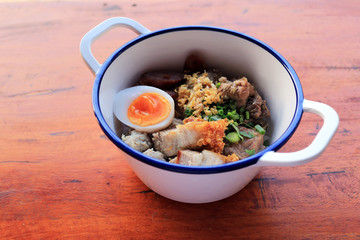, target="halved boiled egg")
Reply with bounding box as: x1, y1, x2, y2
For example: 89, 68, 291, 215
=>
113, 86, 175, 133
